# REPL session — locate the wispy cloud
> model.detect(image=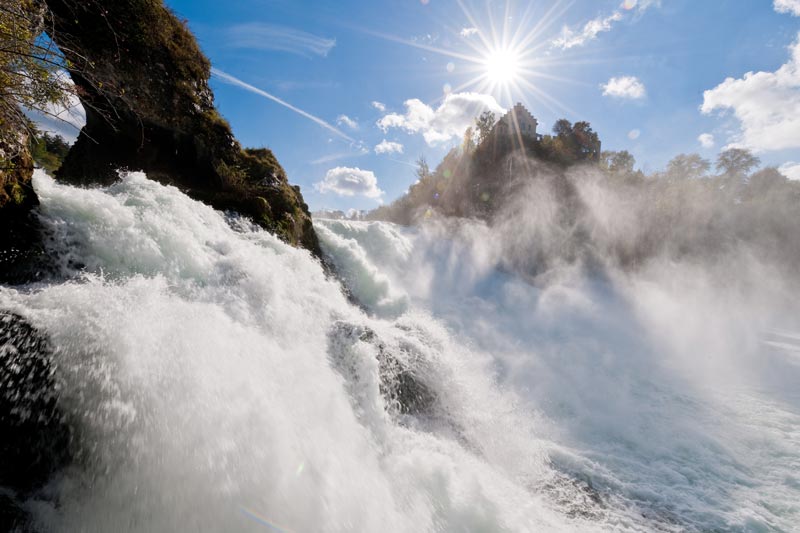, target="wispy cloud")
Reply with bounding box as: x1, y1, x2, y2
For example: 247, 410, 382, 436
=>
552, 12, 623, 50
460, 27, 479, 38
211, 68, 354, 142
337, 114, 359, 130
374, 140, 404, 154
621, 0, 662, 13
274, 80, 340, 91
371, 101, 386, 112
310, 147, 369, 165
602, 76, 647, 99
552, 1, 662, 50
223, 23, 336, 58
